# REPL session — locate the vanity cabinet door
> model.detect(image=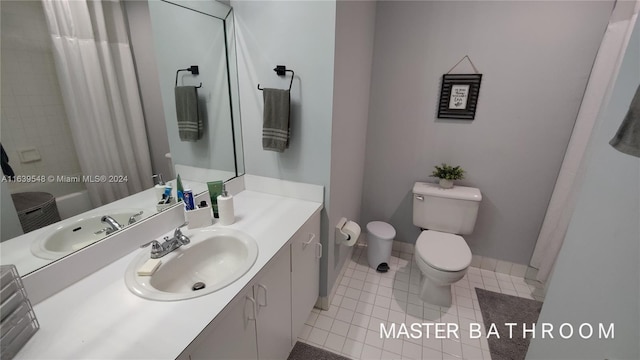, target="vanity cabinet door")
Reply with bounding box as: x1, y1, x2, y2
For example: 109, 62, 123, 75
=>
254, 245, 292, 360
183, 286, 259, 360
290, 211, 321, 344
